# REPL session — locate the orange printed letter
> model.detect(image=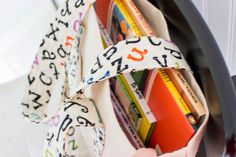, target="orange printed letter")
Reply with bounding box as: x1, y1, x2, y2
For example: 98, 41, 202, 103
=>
65, 36, 75, 47
127, 48, 148, 62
